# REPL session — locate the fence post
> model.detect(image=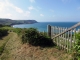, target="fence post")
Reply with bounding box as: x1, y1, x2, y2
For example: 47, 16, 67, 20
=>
43, 31, 45, 35
47, 25, 51, 38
